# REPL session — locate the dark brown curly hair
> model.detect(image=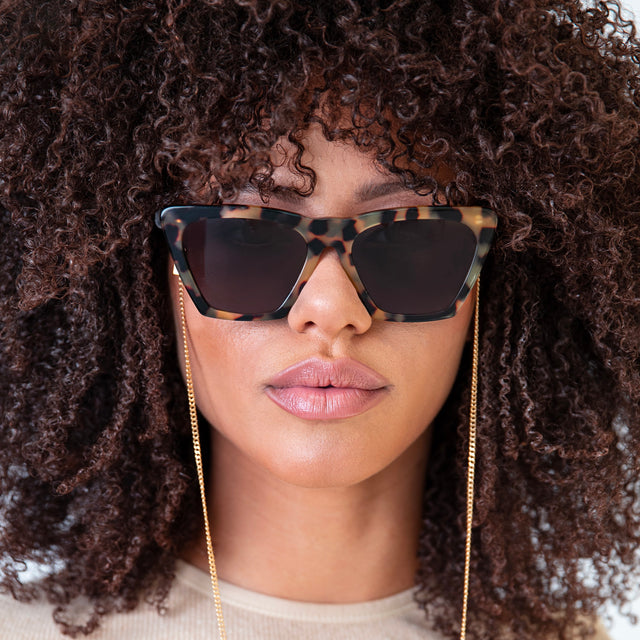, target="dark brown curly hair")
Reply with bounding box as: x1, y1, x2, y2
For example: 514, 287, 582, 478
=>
1, 0, 639, 638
